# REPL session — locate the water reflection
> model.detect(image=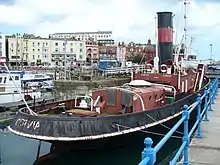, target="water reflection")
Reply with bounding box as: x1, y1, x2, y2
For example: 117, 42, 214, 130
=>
1, 127, 181, 165
0, 132, 50, 165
